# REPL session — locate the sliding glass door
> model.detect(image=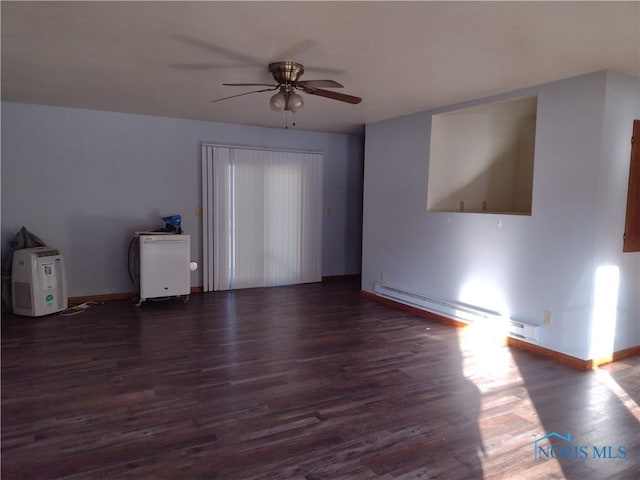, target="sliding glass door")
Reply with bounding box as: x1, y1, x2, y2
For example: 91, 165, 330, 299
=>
202, 145, 322, 291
